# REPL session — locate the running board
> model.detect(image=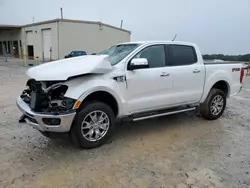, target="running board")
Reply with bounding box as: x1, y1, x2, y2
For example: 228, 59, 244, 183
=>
132, 107, 196, 122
